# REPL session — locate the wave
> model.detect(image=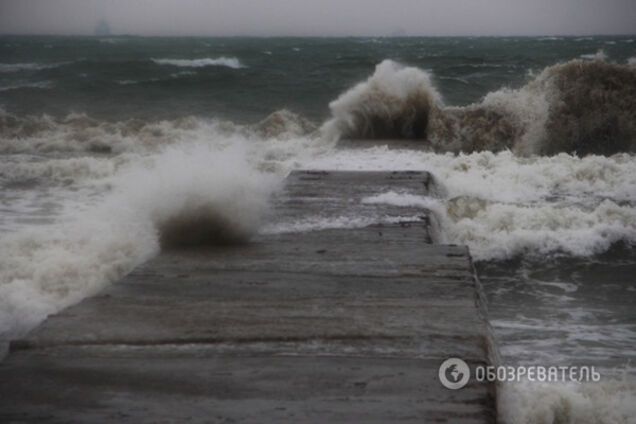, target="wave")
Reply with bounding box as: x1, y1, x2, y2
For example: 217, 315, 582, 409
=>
253, 109, 317, 139
0, 109, 318, 155
0, 81, 53, 92
0, 156, 118, 187
3, 56, 634, 157
322, 60, 442, 140
151, 57, 245, 69
0, 141, 279, 338
0, 62, 65, 73
324, 58, 636, 156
